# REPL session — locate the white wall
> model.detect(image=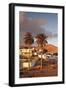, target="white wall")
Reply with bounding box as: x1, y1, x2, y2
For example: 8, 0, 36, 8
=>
0, 0, 66, 90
